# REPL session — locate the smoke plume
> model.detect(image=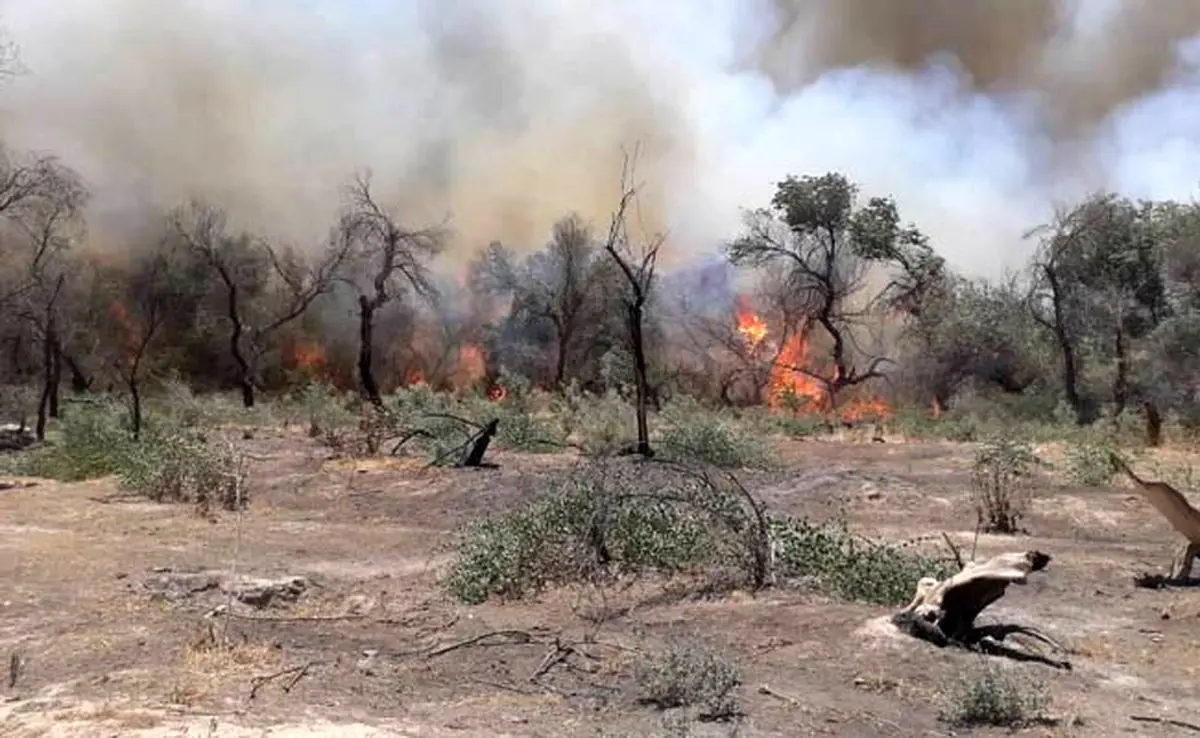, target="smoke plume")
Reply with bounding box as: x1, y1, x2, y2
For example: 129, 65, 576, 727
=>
0, 0, 1196, 278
